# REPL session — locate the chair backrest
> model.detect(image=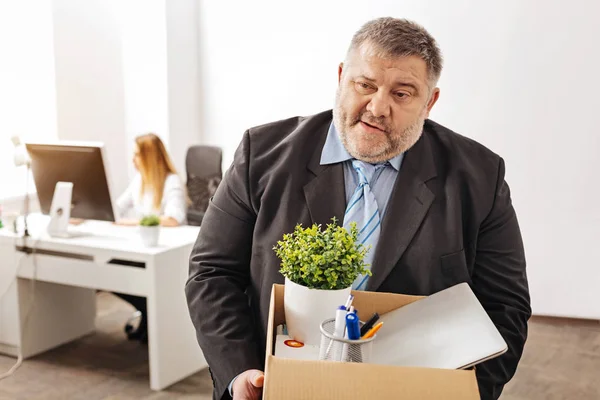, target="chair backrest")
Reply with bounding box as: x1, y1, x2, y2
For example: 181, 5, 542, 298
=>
186, 145, 222, 180
186, 145, 223, 218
